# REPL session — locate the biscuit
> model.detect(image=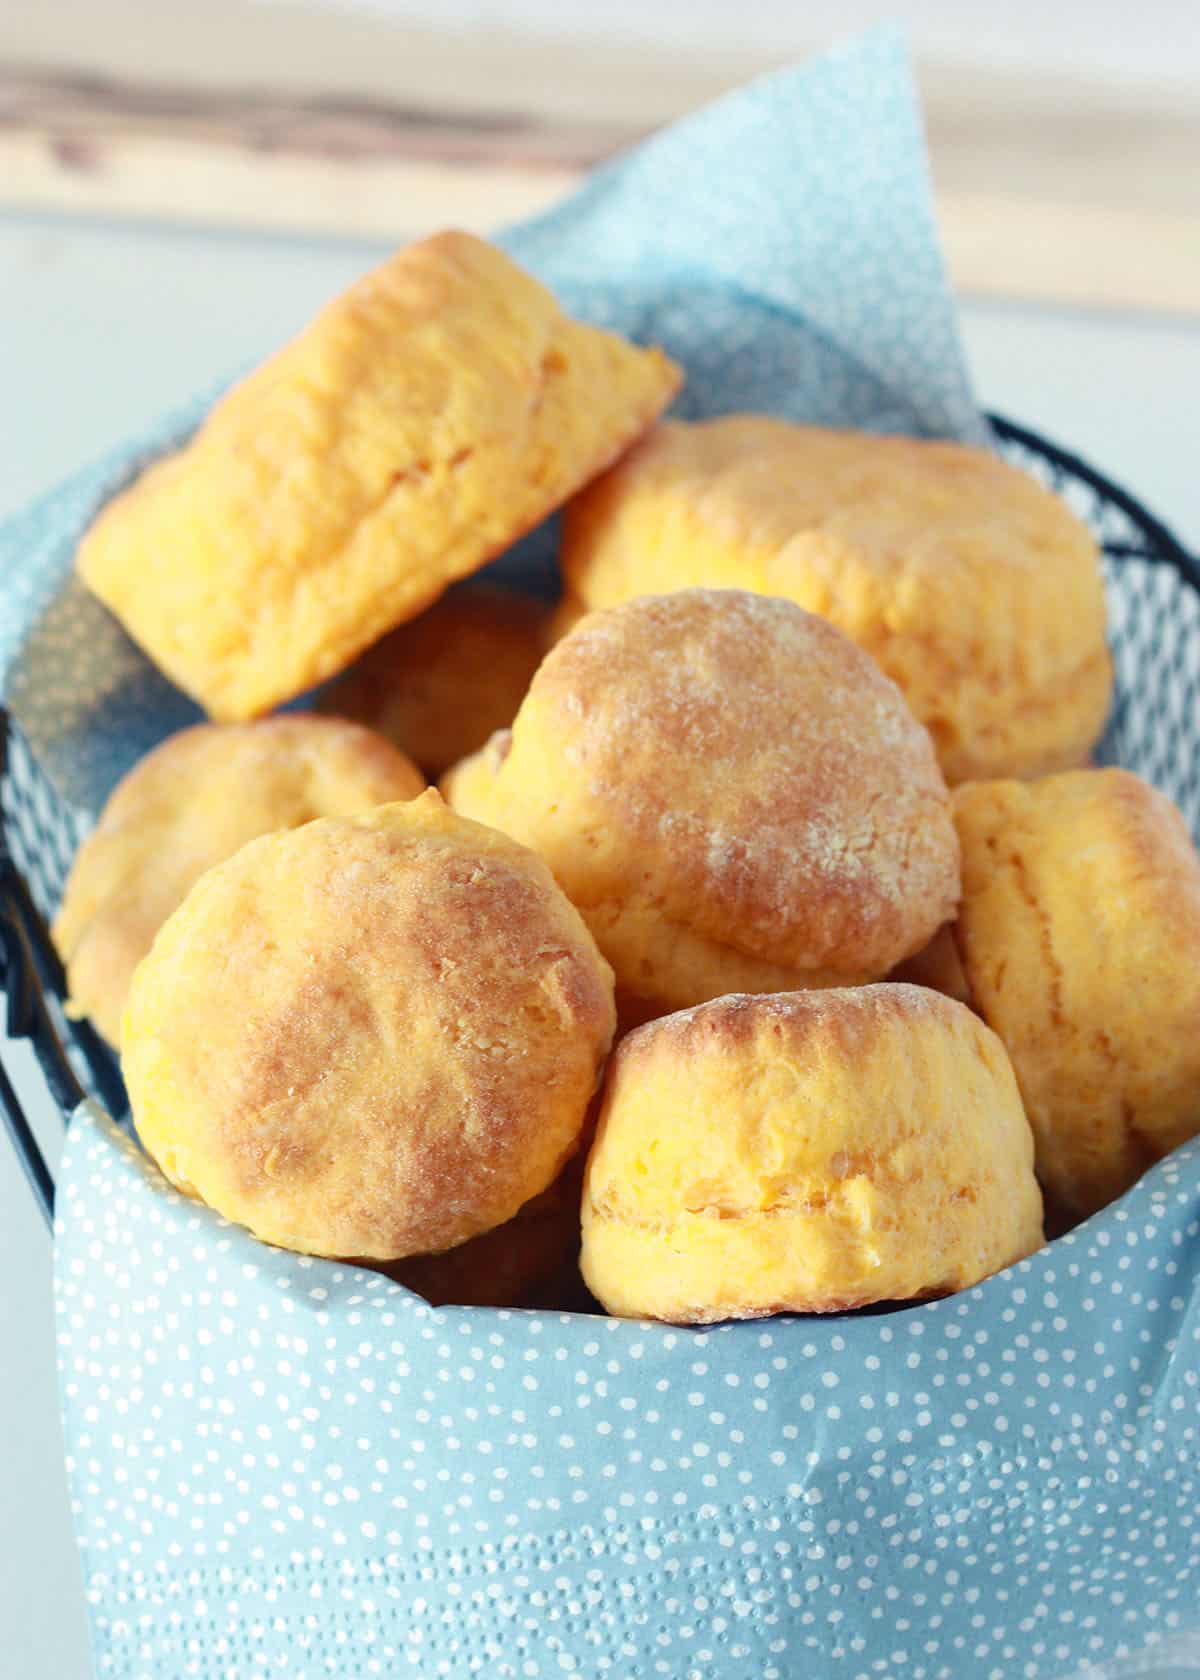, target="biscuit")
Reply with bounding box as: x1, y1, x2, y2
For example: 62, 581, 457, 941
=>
580, 986, 1044, 1323
953, 769, 1200, 1215
78, 231, 681, 721
442, 727, 512, 822
889, 924, 973, 1007
320, 583, 548, 777
559, 418, 1111, 783
445, 590, 959, 1021
381, 1155, 584, 1308
53, 715, 425, 1045
122, 791, 616, 1260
